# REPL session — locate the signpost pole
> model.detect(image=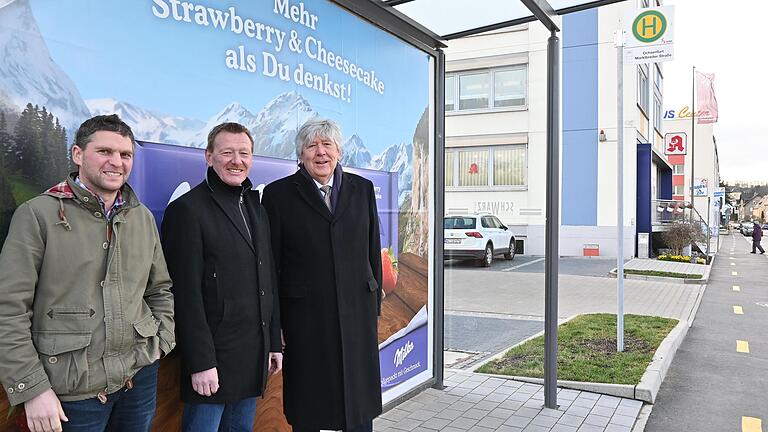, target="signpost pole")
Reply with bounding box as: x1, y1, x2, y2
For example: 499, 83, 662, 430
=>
616, 29, 625, 353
